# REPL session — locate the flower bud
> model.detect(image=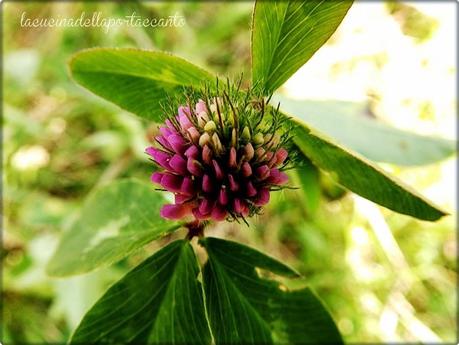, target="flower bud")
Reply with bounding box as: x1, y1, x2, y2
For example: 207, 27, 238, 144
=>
241, 126, 251, 141
199, 132, 211, 147
204, 120, 217, 132
253, 132, 264, 145
148, 95, 290, 222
